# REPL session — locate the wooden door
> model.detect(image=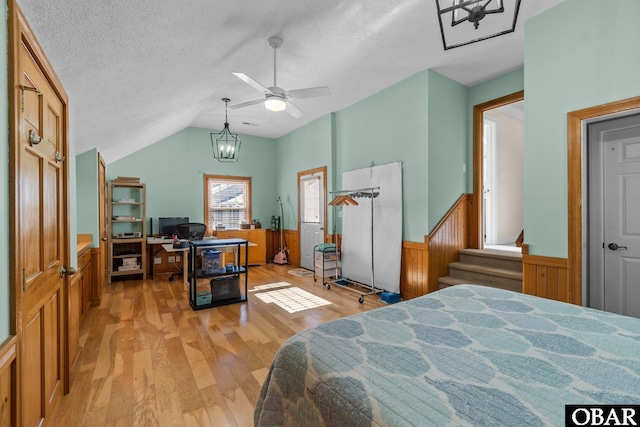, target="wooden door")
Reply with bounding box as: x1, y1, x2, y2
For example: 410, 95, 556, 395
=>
11, 5, 70, 426
98, 153, 107, 303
